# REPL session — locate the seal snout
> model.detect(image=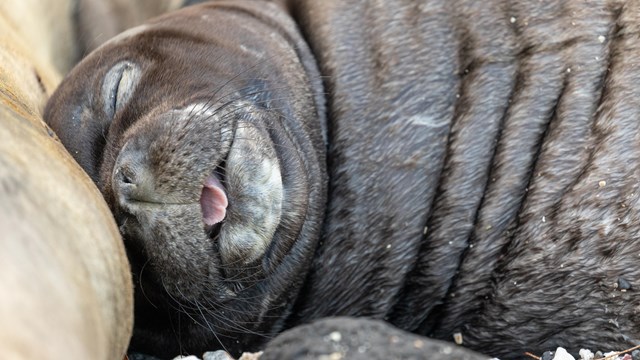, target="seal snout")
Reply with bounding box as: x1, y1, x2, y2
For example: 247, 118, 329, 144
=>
111, 143, 150, 210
